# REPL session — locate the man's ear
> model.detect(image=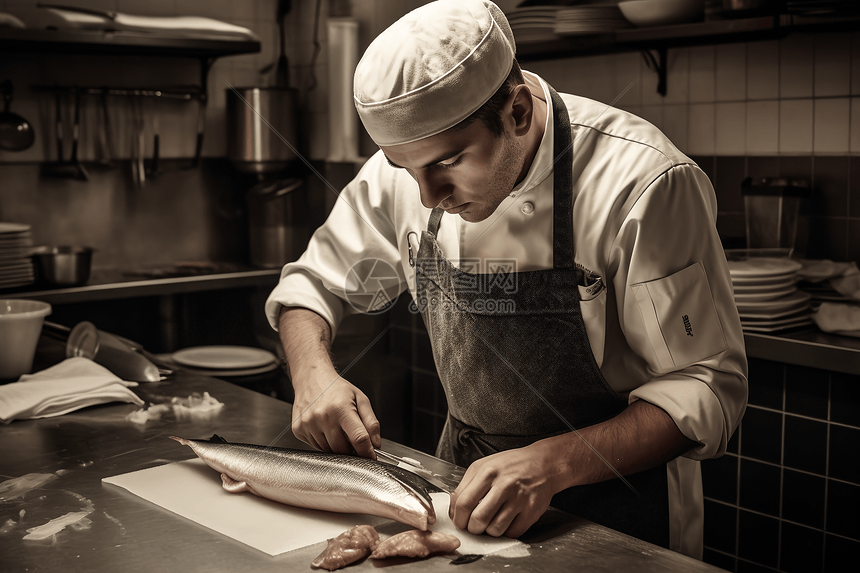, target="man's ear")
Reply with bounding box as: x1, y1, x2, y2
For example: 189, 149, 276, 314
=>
507, 84, 534, 136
